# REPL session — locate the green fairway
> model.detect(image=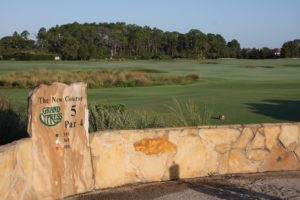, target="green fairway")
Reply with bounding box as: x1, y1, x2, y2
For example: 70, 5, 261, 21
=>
1, 59, 300, 125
